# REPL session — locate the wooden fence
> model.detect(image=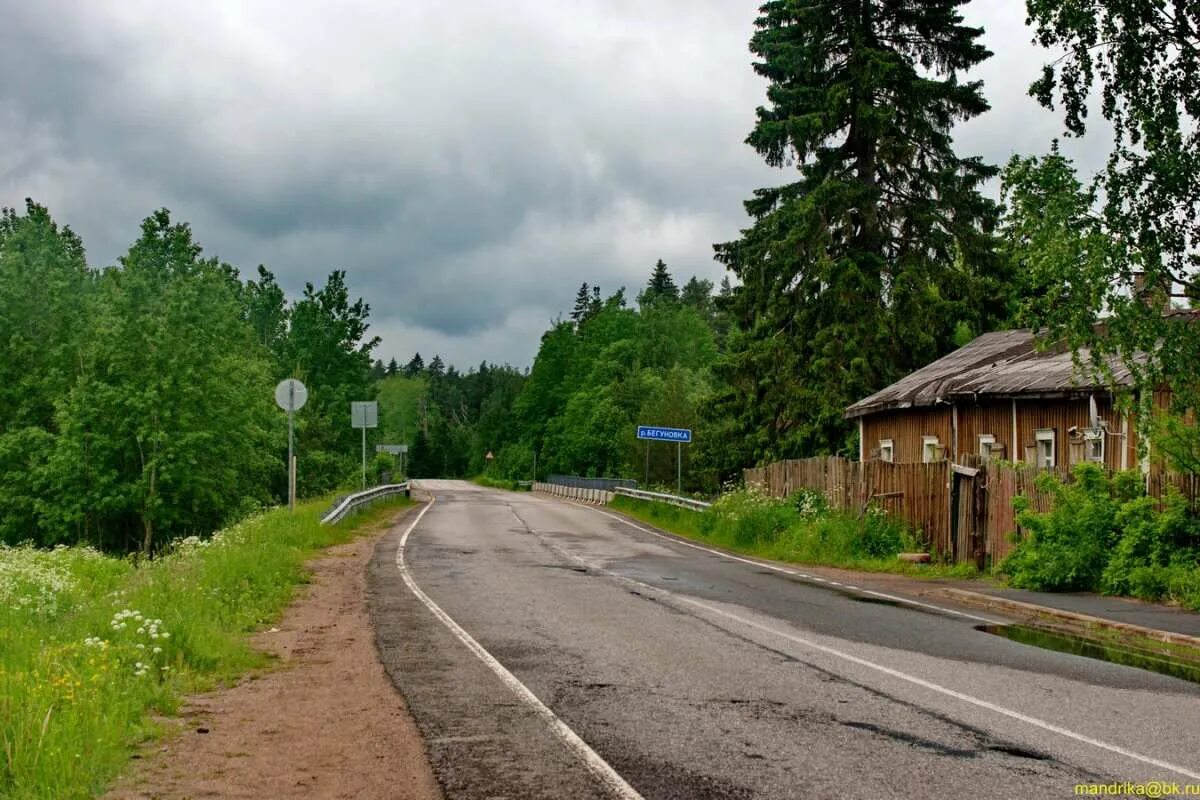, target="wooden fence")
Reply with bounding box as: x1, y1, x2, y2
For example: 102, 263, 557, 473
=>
744, 457, 1198, 566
